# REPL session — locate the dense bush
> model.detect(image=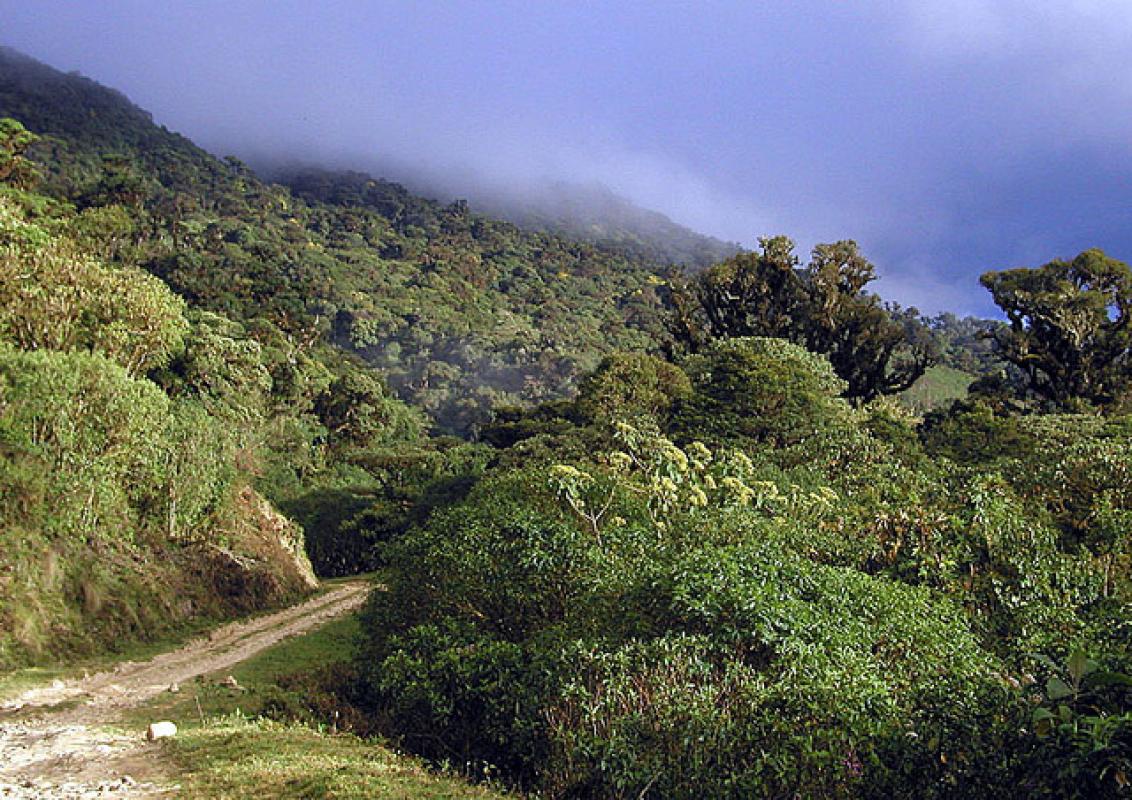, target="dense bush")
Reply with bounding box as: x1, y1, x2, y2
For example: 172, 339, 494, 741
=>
672, 337, 851, 448
358, 352, 1132, 797
359, 462, 1030, 796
